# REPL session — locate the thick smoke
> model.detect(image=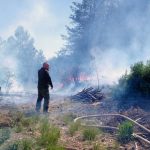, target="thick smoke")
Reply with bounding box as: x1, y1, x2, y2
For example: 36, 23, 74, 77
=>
0, 26, 45, 93
89, 0, 150, 84
52, 0, 150, 87
1, 0, 150, 93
